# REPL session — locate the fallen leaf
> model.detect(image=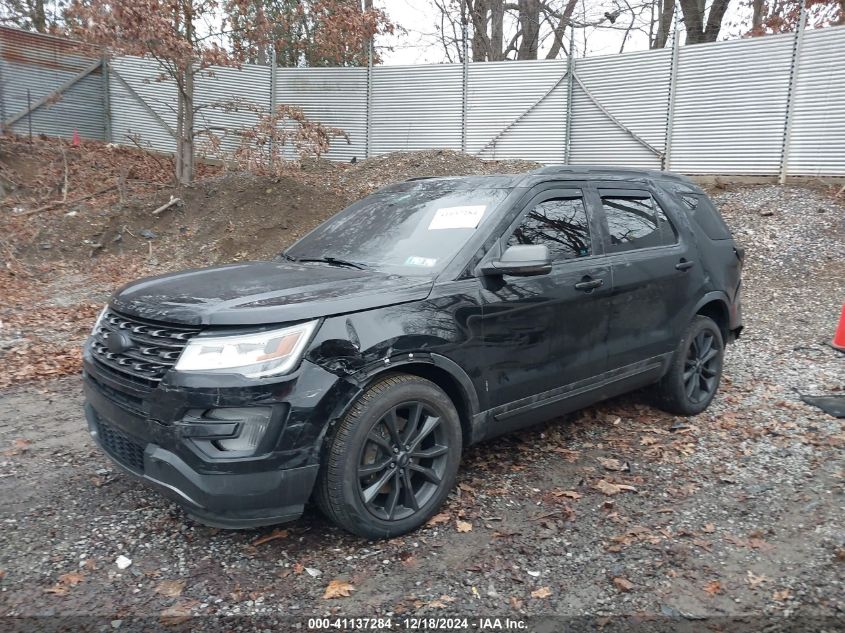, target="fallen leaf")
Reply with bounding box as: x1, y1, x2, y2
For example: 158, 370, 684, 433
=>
746, 571, 768, 589
428, 595, 456, 608
704, 580, 723, 596
640, 436, 659, 446
748, 537, 774, 551
531, 586, 552, 599
2, 438, 32, 457
58, 571, 84, 586
159, 599, 199, 624
554, 490, 582, 500
323, 579, 355, 599
155, 580, 185, 597
594, 480, 637, 496
252, 528, 289, 546
45, 570, 85, 595
612, 577, 634, 592
772, 588, 791, 602
599, 458, 629, 472
427, 512, 450, 526
702, 523, 716, 533
456, 520, 473, 533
